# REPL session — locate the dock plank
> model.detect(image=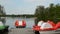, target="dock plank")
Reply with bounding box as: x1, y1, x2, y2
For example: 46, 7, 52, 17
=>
8, 28, 34, 34
8, 28, 60, 34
